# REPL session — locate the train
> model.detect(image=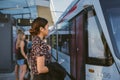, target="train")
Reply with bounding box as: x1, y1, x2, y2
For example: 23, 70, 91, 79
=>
48, 0, 120, 80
